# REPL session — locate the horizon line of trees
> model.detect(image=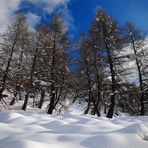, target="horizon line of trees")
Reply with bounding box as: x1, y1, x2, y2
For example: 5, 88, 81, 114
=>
0, 9, 148, 118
